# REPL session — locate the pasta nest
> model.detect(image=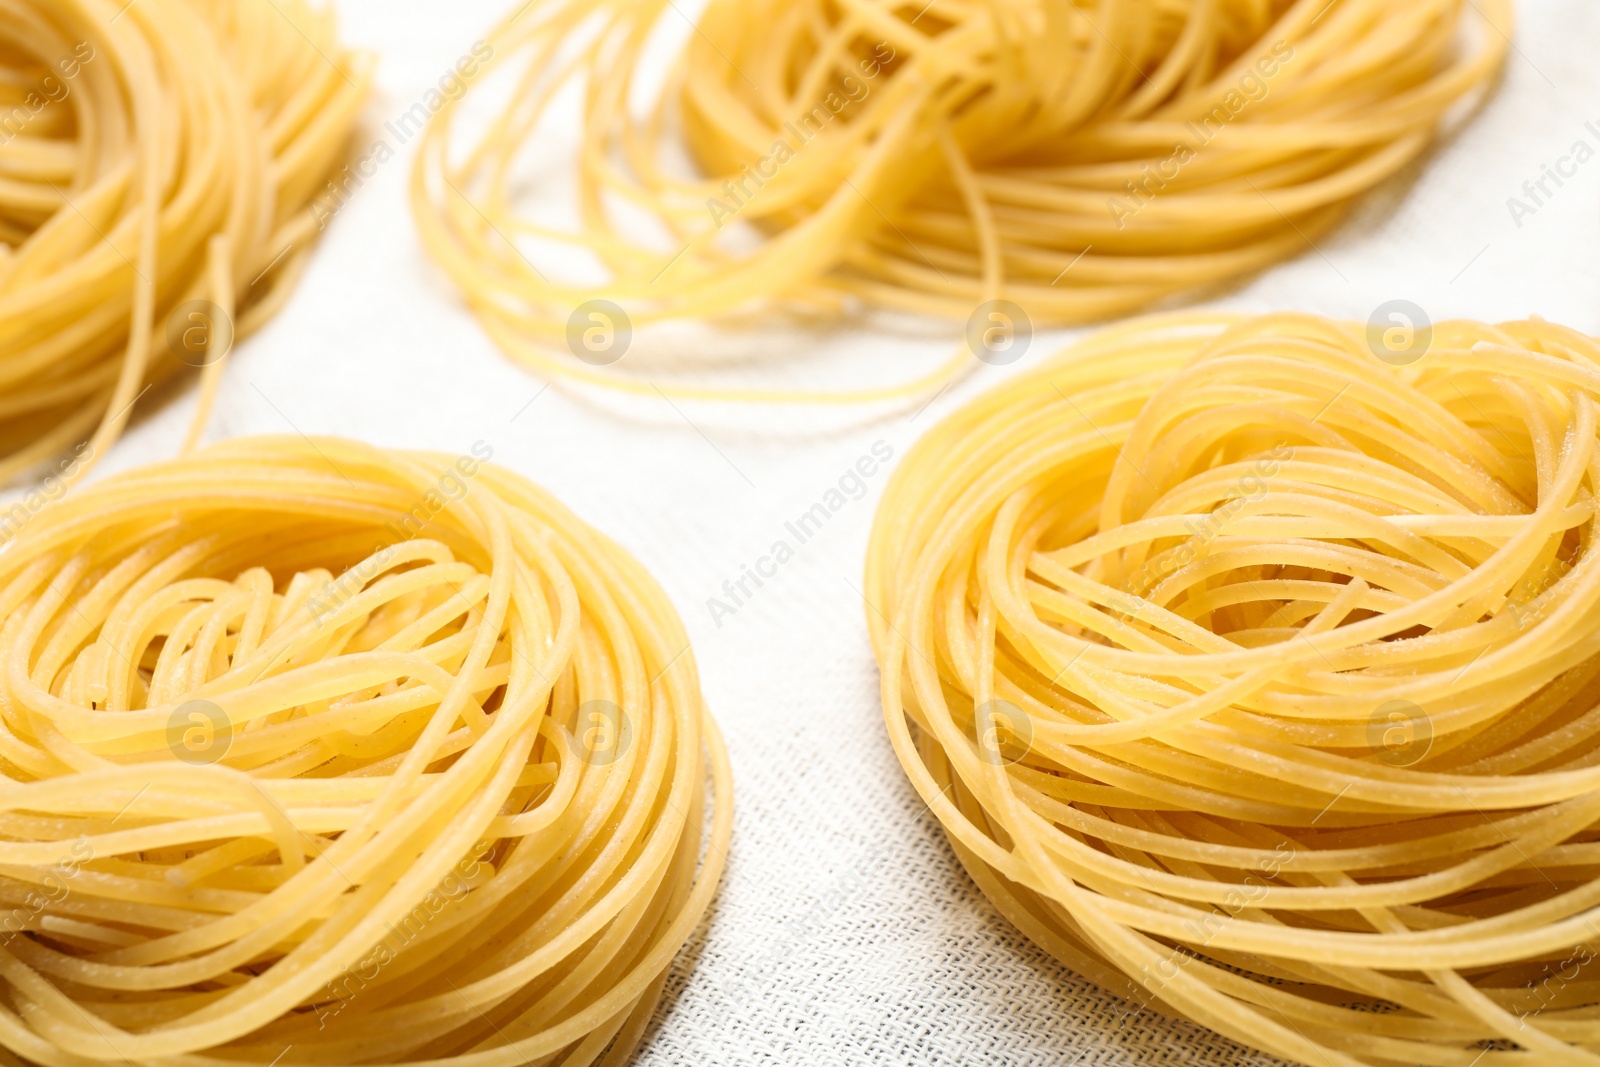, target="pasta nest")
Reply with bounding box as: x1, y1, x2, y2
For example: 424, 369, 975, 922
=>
415, 0, 1509, 399
0, 1, 368, 481
868, 312, 1600, 1066
0, 436, 730, 1067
